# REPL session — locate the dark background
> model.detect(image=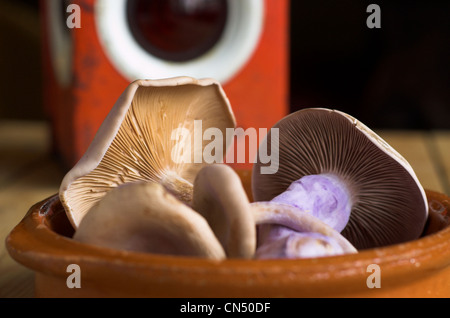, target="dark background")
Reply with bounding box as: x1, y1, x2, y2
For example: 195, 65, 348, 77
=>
290, 0, 450, 130
1, 0, 449, 129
